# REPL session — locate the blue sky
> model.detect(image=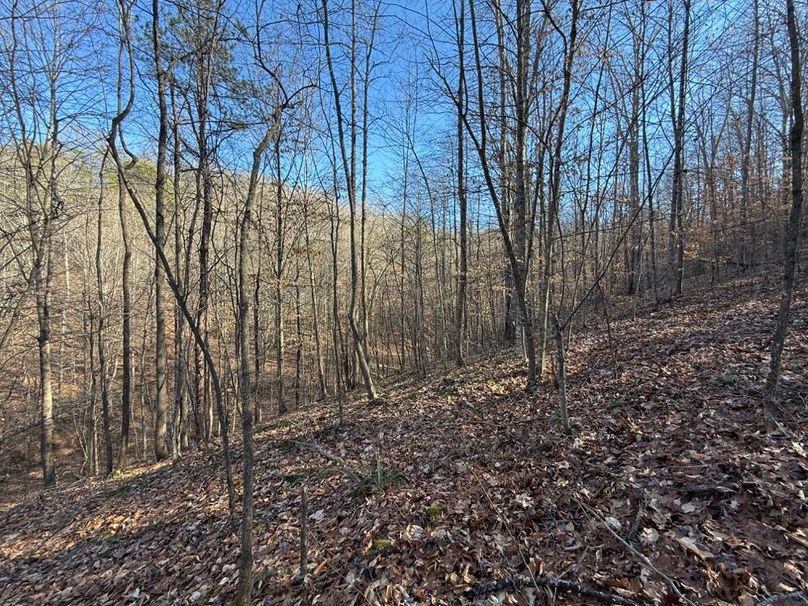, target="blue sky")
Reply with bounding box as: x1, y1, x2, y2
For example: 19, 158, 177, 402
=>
0, 0, 766, 230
